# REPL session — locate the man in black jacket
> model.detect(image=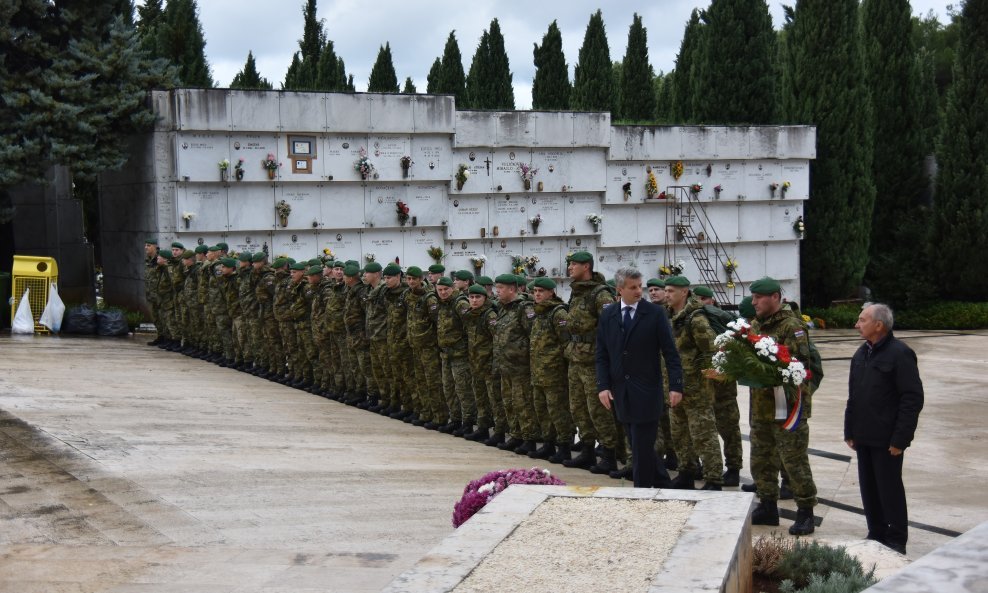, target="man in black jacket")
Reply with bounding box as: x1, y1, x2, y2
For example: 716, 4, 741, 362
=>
845, 303, 924, 554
